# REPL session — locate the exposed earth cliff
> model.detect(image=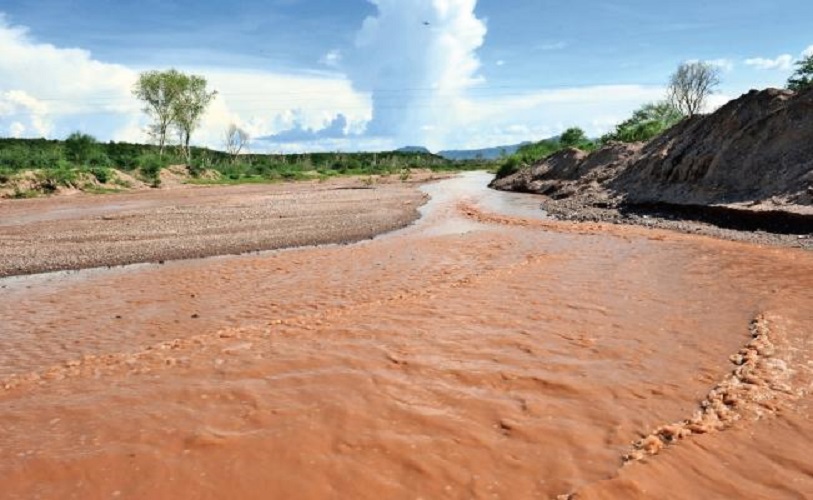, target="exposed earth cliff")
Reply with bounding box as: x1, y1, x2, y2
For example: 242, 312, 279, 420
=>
490, 87, 813, 245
